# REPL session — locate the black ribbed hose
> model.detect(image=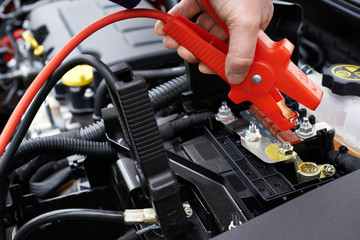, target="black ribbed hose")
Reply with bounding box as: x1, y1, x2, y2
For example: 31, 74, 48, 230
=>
93, 74, 189, 120
0, 55, 121, 240
13, 138, 117, 169
149, 74, 189, 111
159, 112, 214, 140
